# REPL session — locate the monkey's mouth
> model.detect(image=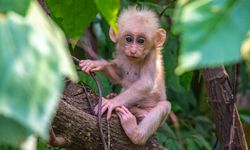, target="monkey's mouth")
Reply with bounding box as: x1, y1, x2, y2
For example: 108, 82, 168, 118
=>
127, 55, 143, 61
129, 55, 138, 58
127, 54, 139, 58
